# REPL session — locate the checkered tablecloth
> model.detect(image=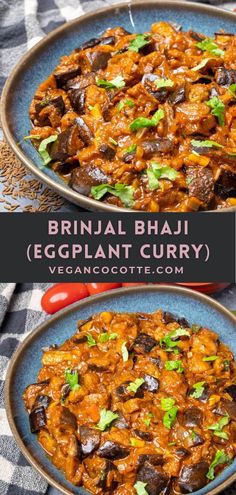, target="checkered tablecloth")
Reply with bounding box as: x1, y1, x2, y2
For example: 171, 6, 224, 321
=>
0, 283, 236, 495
